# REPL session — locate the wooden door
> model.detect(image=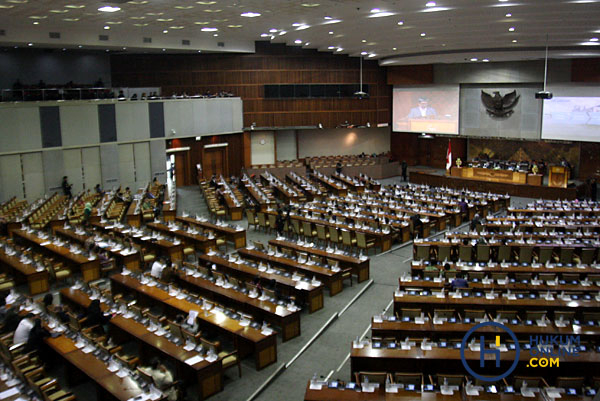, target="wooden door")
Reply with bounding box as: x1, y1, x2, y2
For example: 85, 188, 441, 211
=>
173, 151, 191, 187
203, 147, 227, 178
